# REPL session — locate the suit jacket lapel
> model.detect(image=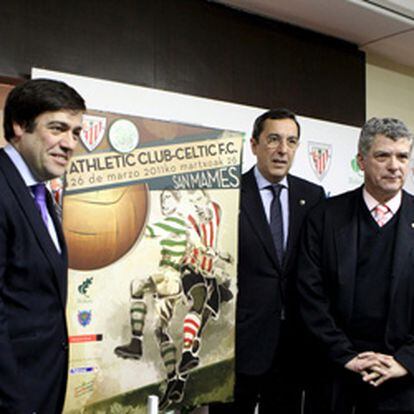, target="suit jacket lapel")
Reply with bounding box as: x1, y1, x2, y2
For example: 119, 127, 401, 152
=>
284, 175, 312, 270
46, 189, 68, 303
0, 150, 67, 306
335, 189, 360, 322
242, 169, 280, 270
